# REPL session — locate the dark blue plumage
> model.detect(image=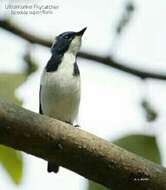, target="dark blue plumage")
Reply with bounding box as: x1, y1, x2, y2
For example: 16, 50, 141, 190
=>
73, 61, 80, 76
39, 85, 43, 114
45, 54, 63, 72
46, 32, 76, 72
45, 28, 86, 73
51, 32, 75, 54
